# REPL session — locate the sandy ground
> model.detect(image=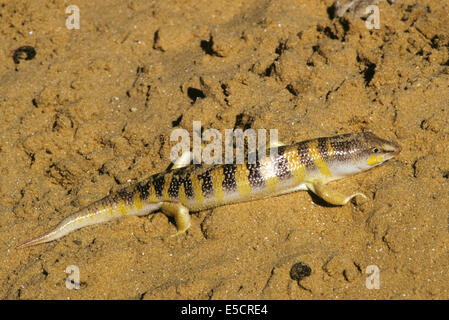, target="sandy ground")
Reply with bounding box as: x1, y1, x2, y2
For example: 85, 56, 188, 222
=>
0, 0, 448, 299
